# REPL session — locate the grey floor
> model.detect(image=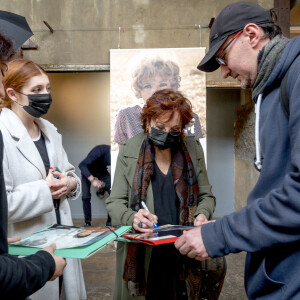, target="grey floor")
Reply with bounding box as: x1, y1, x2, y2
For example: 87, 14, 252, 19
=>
74, 219, 247, 300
